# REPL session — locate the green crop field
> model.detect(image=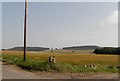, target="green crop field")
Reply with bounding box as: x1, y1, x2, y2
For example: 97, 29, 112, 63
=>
1, 50, 119, 73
